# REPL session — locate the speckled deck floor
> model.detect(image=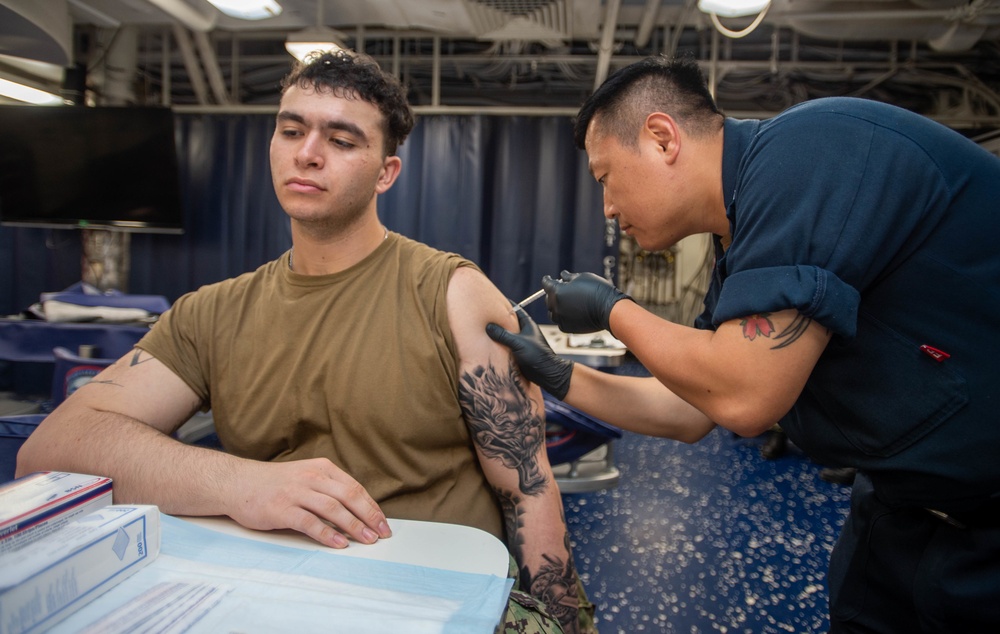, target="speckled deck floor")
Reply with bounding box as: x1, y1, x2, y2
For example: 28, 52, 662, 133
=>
560, 361, 852, 634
